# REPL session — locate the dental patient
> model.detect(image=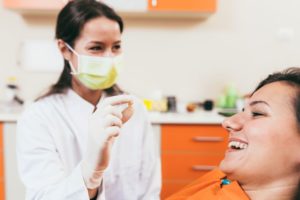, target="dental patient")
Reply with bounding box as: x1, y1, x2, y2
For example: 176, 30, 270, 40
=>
166, 67, 300, 200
